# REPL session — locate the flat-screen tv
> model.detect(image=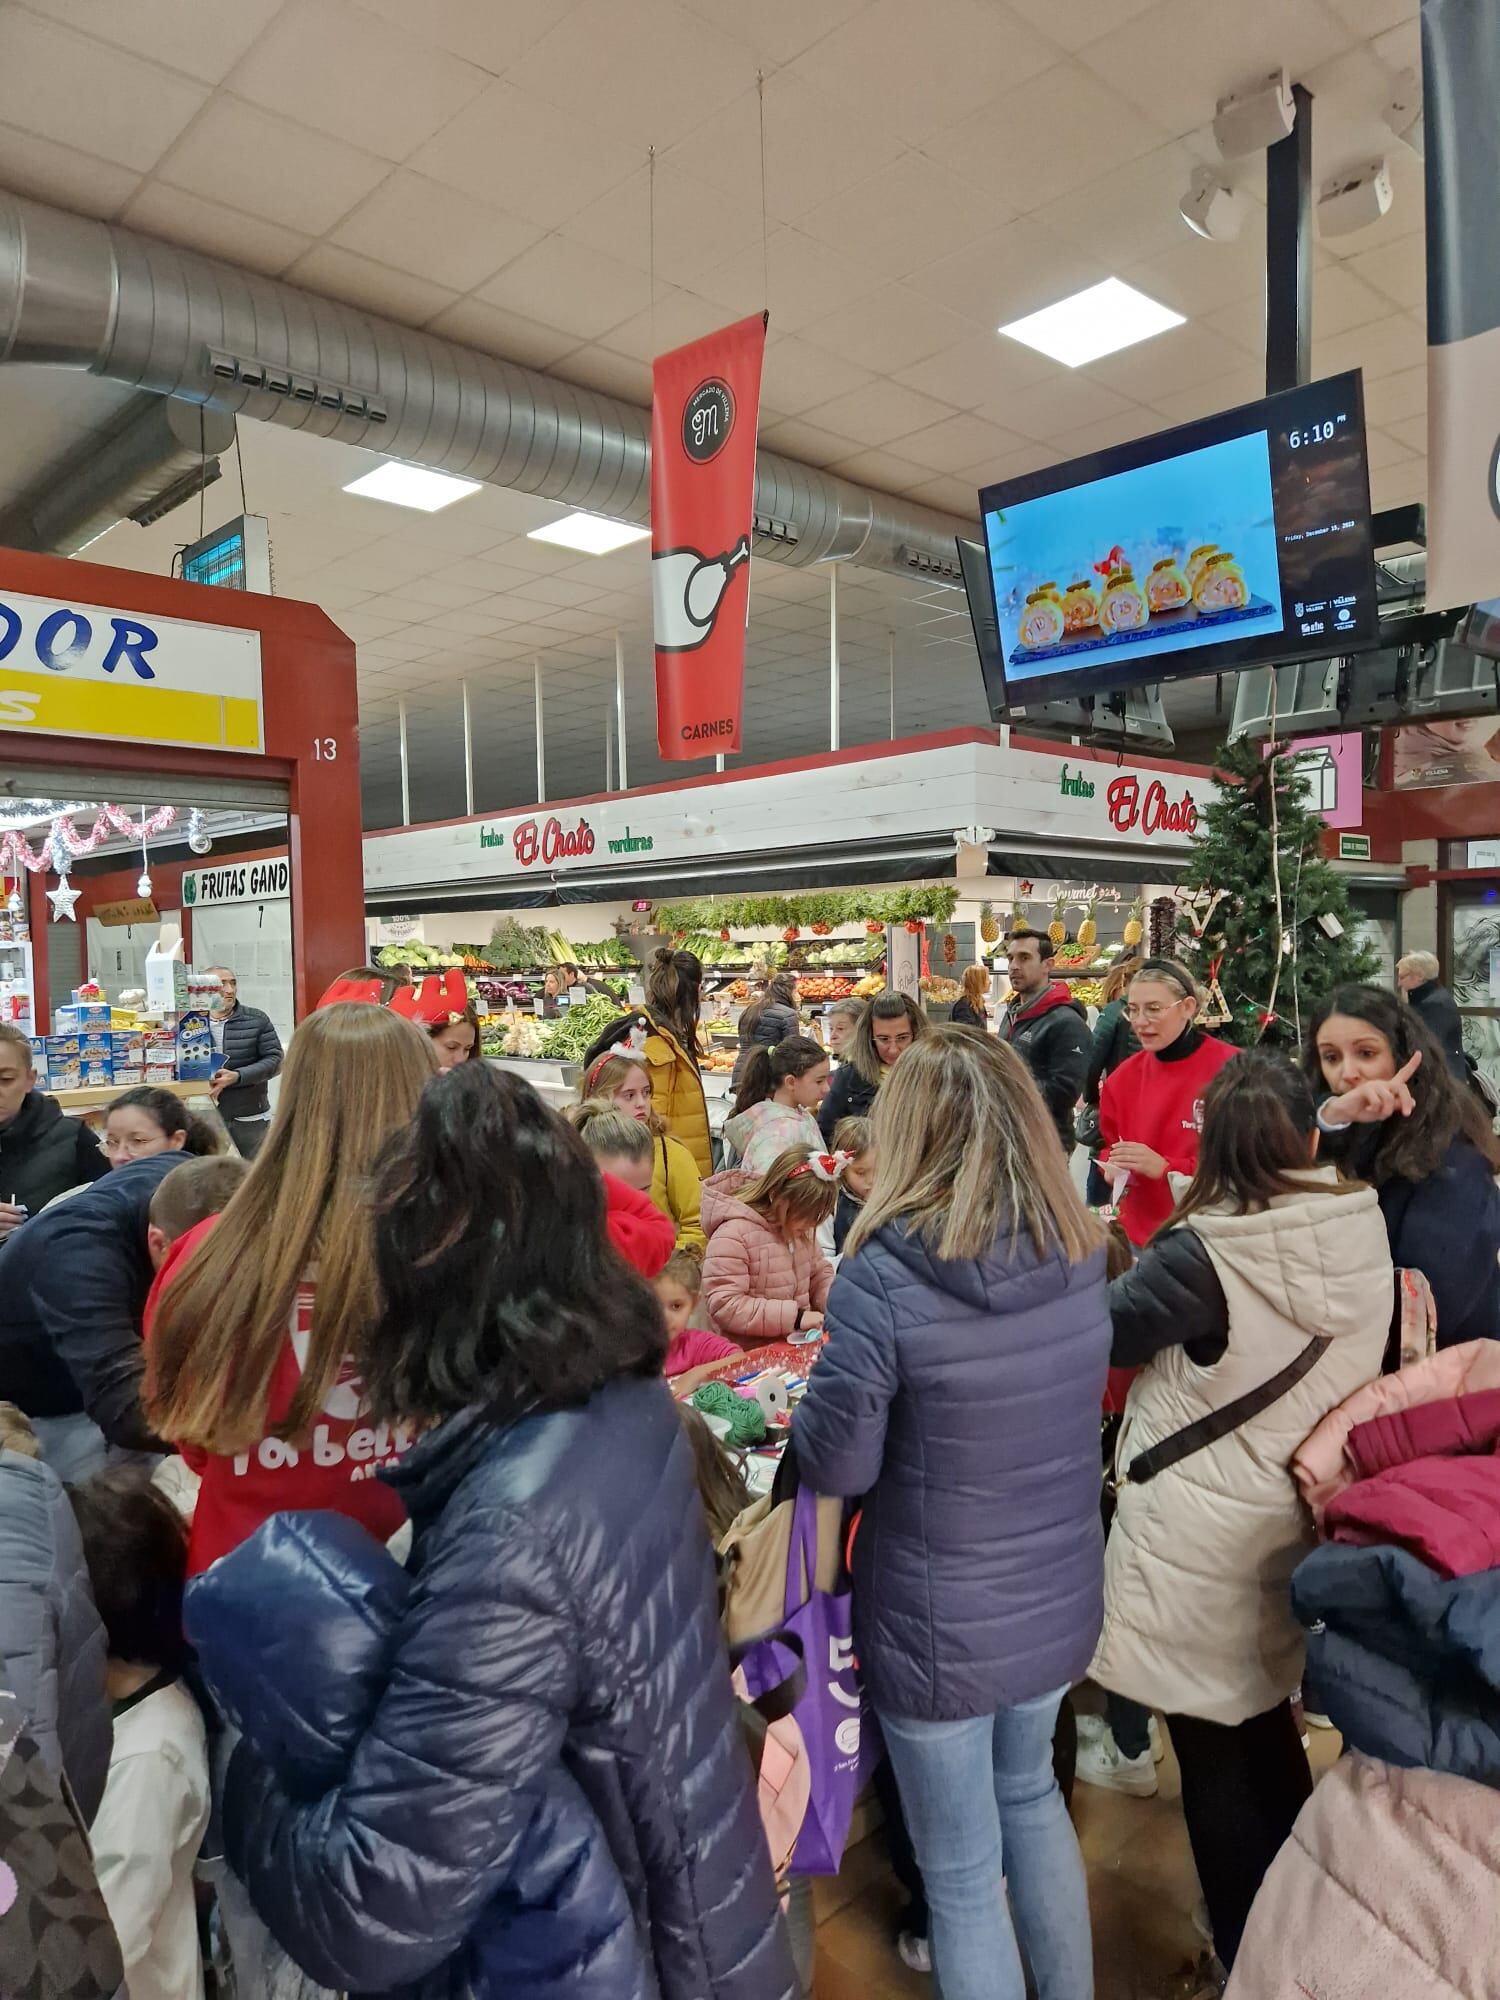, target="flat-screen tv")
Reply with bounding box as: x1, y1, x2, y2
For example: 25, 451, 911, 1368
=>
956, 536, 1007, 717
979, 370, 1379, 706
